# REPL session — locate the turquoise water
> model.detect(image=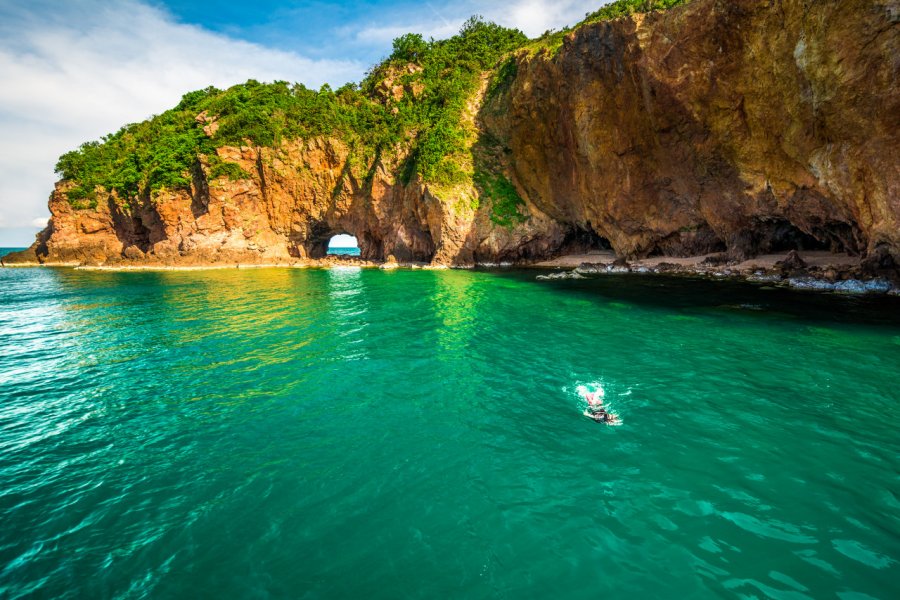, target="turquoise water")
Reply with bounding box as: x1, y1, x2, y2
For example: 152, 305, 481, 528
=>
1, 264, 898, 598
327, 247, 361, 257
